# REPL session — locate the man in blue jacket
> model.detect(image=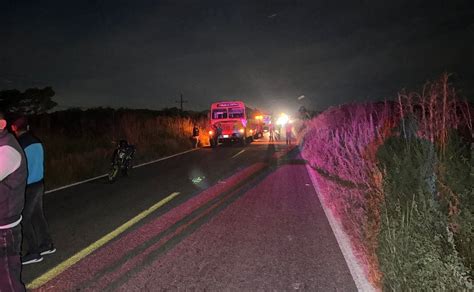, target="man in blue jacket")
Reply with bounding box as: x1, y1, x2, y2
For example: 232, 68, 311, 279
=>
12, 116, 55, 265
0, 111, 27, 291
